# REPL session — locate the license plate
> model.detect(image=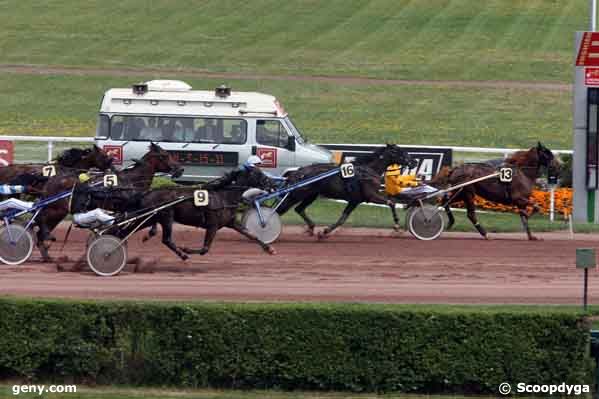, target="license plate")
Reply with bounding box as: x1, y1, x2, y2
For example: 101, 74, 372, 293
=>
168, 151, 238, 167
